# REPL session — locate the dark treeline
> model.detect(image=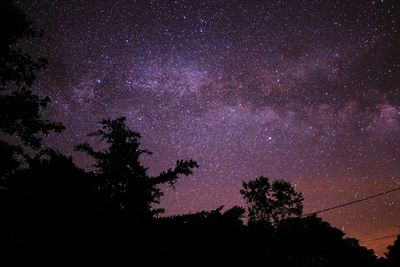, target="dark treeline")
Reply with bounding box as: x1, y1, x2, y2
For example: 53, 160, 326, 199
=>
1, 1, 399, 266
